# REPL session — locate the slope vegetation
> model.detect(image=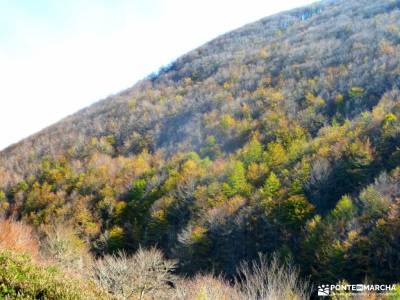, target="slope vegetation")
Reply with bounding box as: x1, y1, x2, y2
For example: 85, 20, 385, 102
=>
1, 0, 400, 285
